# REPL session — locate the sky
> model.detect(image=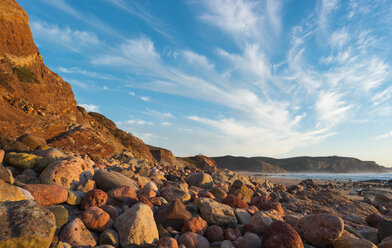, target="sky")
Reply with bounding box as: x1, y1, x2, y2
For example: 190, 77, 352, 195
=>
17, 0, 392, 167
